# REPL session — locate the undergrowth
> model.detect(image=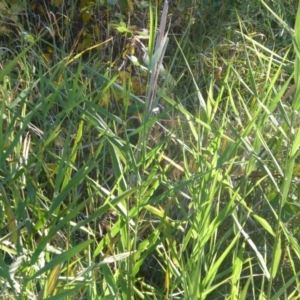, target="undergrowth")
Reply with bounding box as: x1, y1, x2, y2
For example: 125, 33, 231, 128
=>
0, 0, 300, 299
